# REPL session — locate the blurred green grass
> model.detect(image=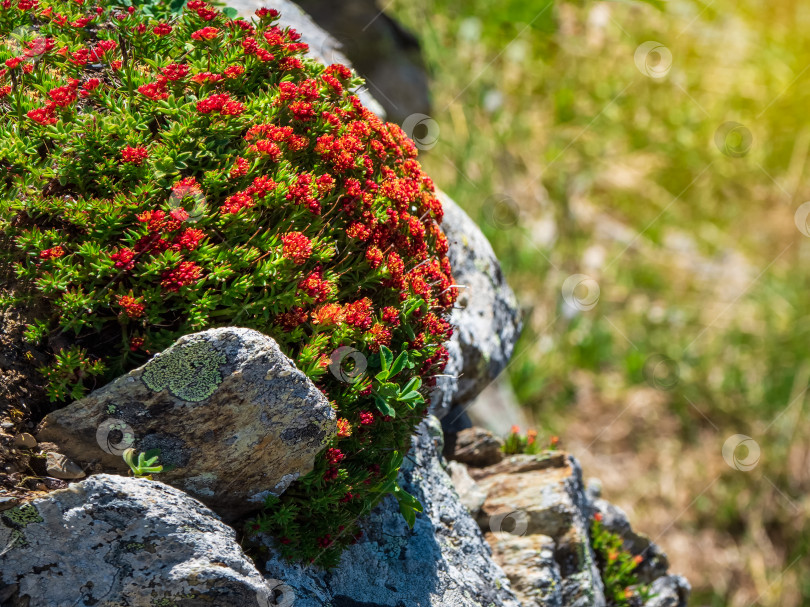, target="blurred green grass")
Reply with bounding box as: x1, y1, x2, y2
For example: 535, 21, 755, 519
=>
387, 0, 810, 604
